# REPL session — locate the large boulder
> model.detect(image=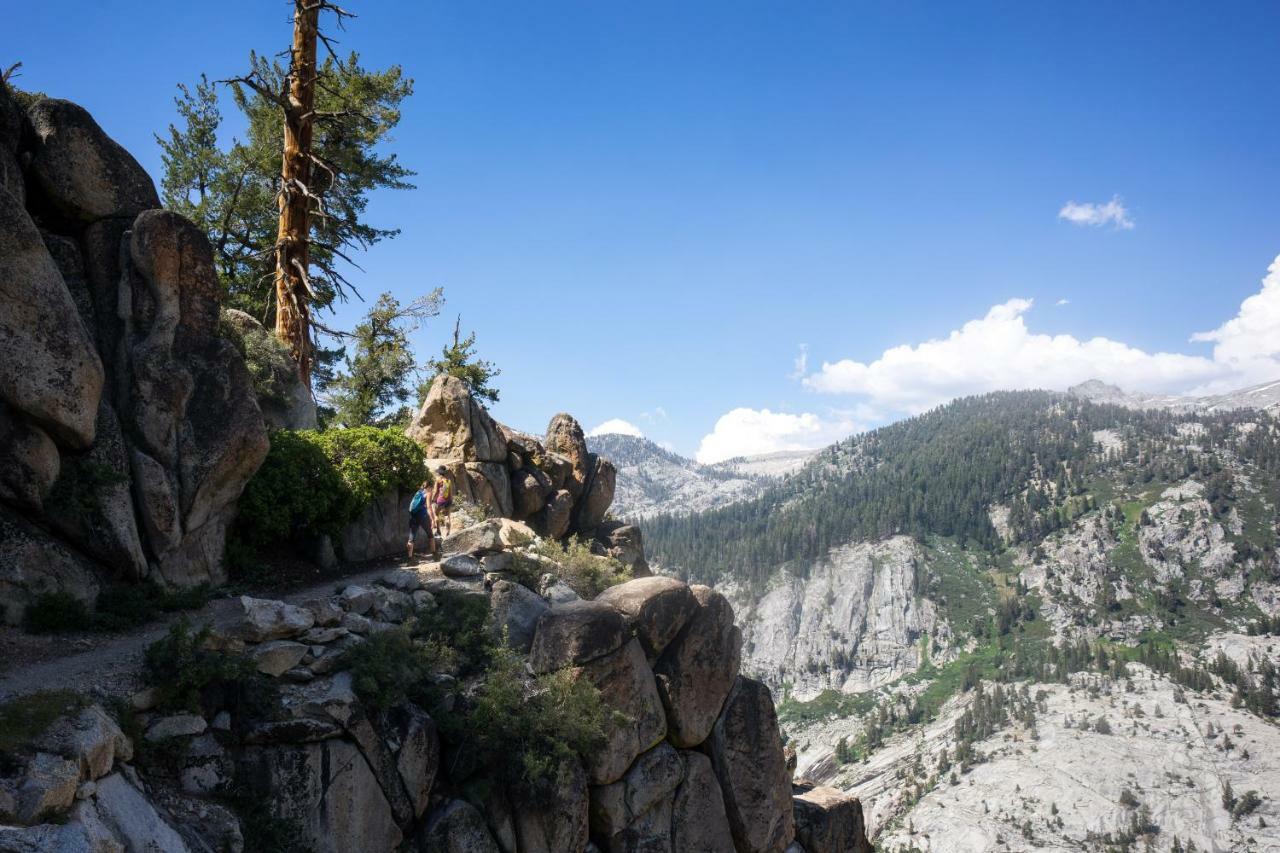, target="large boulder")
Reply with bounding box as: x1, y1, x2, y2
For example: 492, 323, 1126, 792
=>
125, 210, 269, 586
92, 772, 190, 853
0, 185, 104, 448
671, 751, 735, 853
532, 489, 573, 540
596, 577, 698, 661
510, 467, 552, 520
0, 508, 101, 625
341, 489, 412, 562
705, 677, 795, 853
0, 402, 59, 512
418, 800, 500, 853
595, 521, 650, 577
588, 742, 683, 840
510, 759, 590, 853
575, 455, 616, 534
792, 786, 873, 853
544, 413, 590, 497
571, 639, 667, 786
239, 738, 403, 853
529, 600, 627, 674
26, 98, 160, 224
652, 585, 742, 747
488, 579, 548, 653
408, 375, 507, 464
